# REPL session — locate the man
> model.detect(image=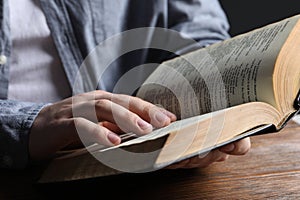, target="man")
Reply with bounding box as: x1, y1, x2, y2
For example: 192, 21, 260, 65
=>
0, 0, 250, 170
